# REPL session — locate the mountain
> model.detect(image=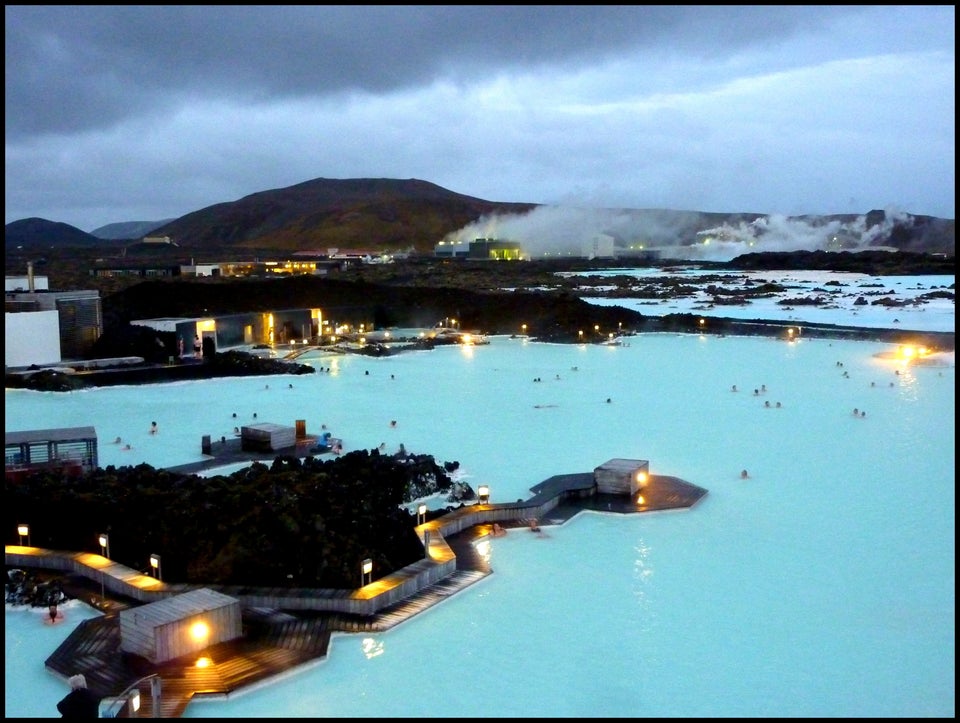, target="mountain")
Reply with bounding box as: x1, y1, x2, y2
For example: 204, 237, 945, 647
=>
146, 177, 536, 252
90, 219, 174, 240
4, 217, 106, 251
4, 177, 955, 257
